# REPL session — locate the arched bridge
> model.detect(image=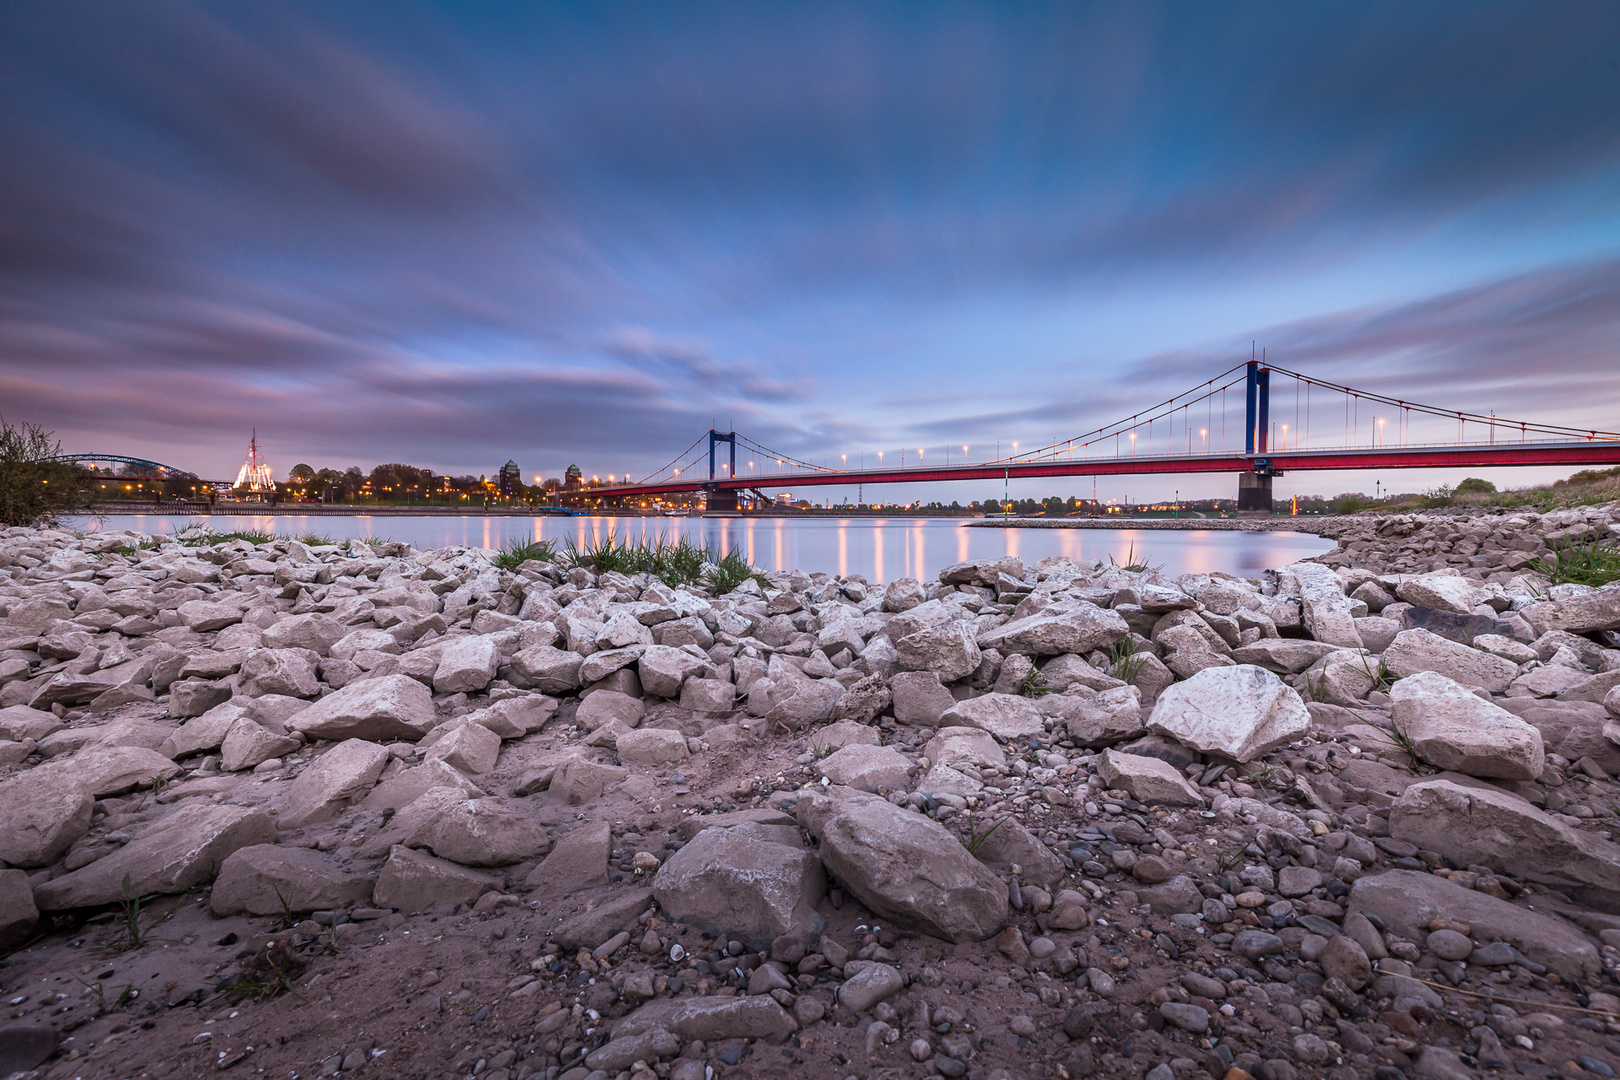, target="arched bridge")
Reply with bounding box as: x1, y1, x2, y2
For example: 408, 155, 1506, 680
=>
39, 454, 199, 480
